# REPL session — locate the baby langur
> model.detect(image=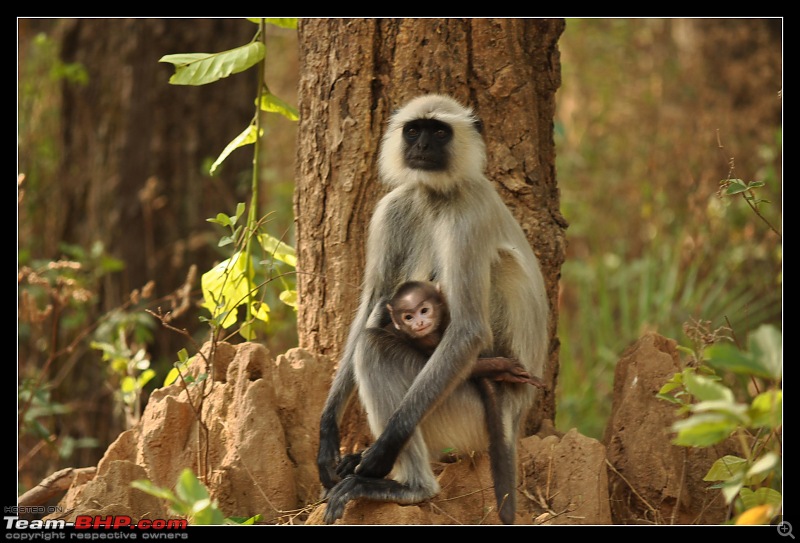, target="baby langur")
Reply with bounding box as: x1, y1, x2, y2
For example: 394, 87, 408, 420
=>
386, 281, 545, 388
